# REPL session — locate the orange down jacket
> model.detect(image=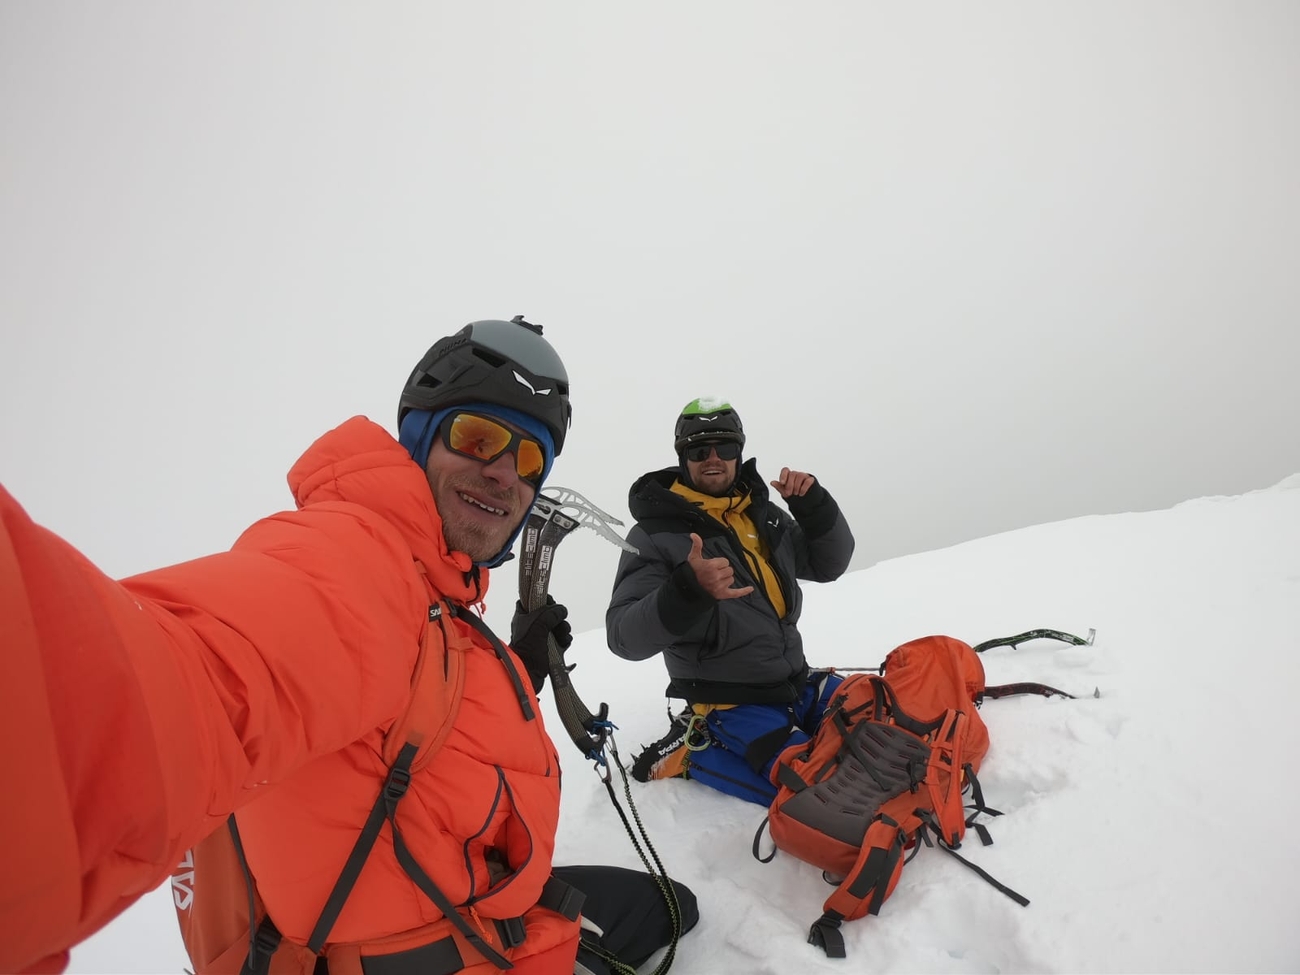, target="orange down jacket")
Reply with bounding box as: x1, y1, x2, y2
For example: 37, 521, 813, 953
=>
0, 416, 578, 974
